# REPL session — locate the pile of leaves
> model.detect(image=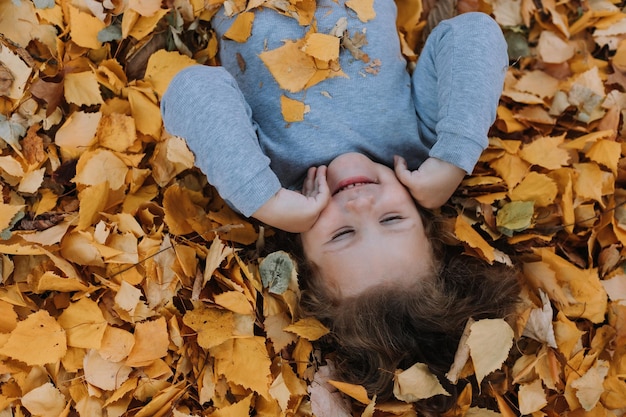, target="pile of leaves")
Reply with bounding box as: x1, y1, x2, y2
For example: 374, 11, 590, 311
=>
1, 0, 626, 415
